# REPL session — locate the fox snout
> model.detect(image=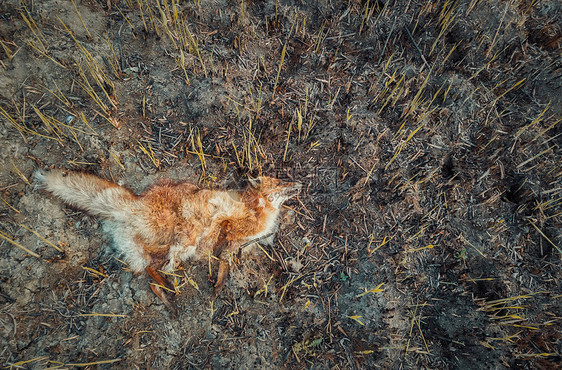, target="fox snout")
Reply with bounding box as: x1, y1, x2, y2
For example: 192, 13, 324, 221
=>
282, 181, 302, 198
266, 181, 301, 206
